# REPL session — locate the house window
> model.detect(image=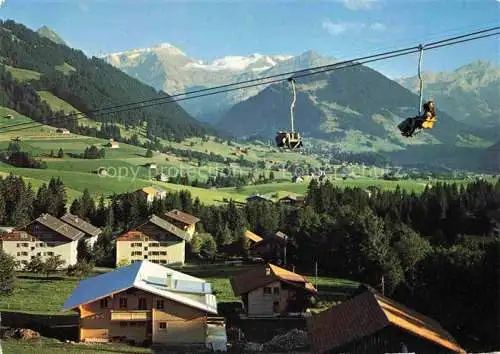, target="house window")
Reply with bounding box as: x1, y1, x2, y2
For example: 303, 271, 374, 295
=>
156, 300, 165, 309
100, 298, 108, 308
119, 321, 127, 327
159, 322, 167, 330
119, 298, 127, 309
138, 297, 147, 310
47, 252, 54, 256
263, 287, 272, 295
273, 287, 280, 295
